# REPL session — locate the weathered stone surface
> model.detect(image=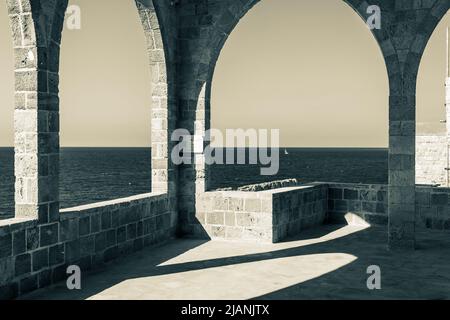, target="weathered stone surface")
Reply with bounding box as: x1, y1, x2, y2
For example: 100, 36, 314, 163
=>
1, 0, 449, 300
192, 184, 327, 243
